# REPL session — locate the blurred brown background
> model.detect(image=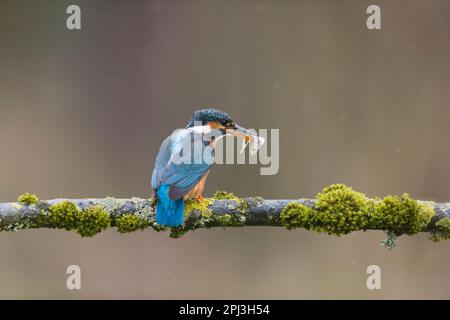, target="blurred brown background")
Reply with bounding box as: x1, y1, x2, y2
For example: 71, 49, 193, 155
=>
1, 0, 450, 299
